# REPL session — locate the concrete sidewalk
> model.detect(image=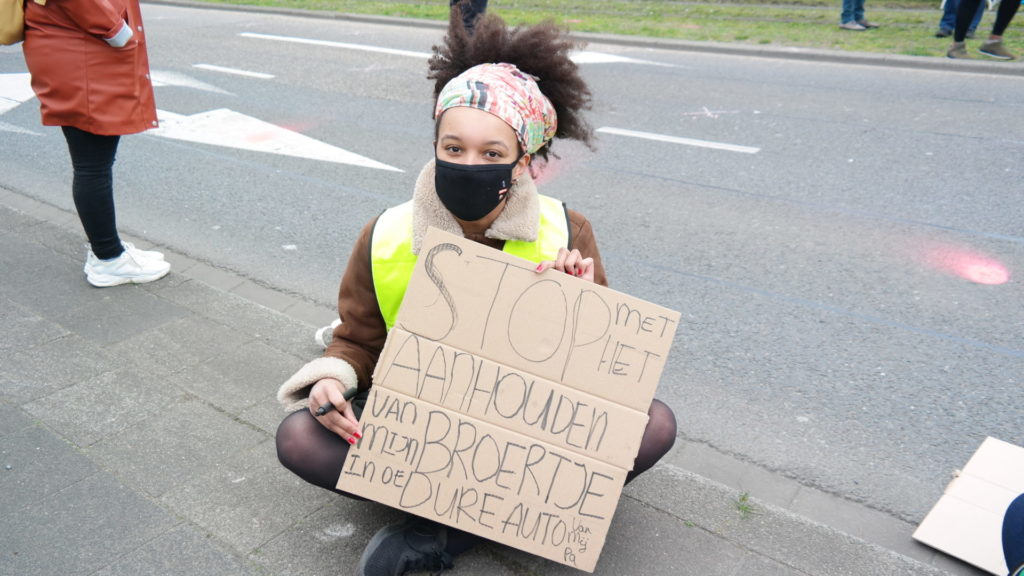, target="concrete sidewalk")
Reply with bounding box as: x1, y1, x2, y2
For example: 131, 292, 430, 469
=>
0, 189, 987, 575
